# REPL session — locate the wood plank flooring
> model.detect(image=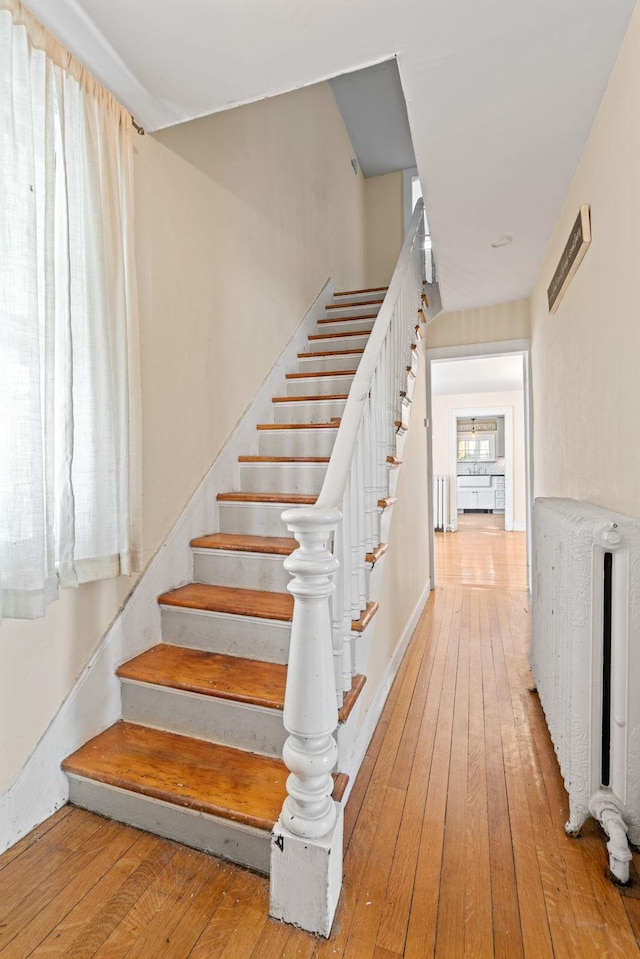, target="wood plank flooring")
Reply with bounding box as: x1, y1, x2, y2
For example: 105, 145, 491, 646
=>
2, 526, 639, 957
